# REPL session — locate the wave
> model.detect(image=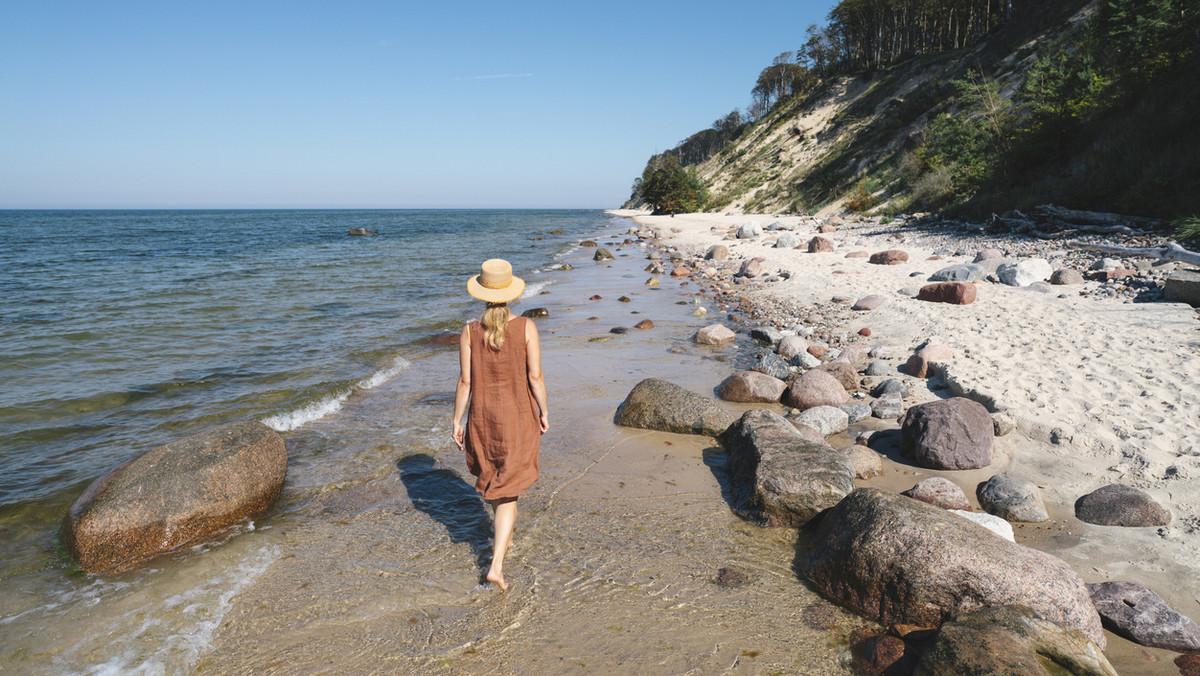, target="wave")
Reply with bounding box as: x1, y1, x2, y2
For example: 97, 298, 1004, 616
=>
261, 355, 410, 432
520, 280, 552, 299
